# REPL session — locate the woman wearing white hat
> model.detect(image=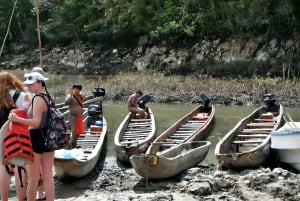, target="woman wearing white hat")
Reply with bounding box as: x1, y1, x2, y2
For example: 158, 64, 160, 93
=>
9, 72, 55, 201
